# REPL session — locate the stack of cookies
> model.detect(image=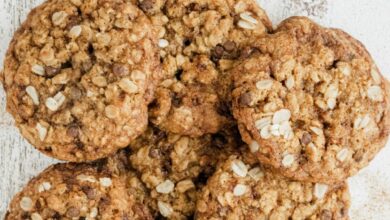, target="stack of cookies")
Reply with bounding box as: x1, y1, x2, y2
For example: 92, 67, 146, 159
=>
1, 0, 389, 219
